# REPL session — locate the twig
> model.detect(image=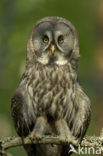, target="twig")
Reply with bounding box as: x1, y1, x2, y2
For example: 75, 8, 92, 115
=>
0, 133, 103, 155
